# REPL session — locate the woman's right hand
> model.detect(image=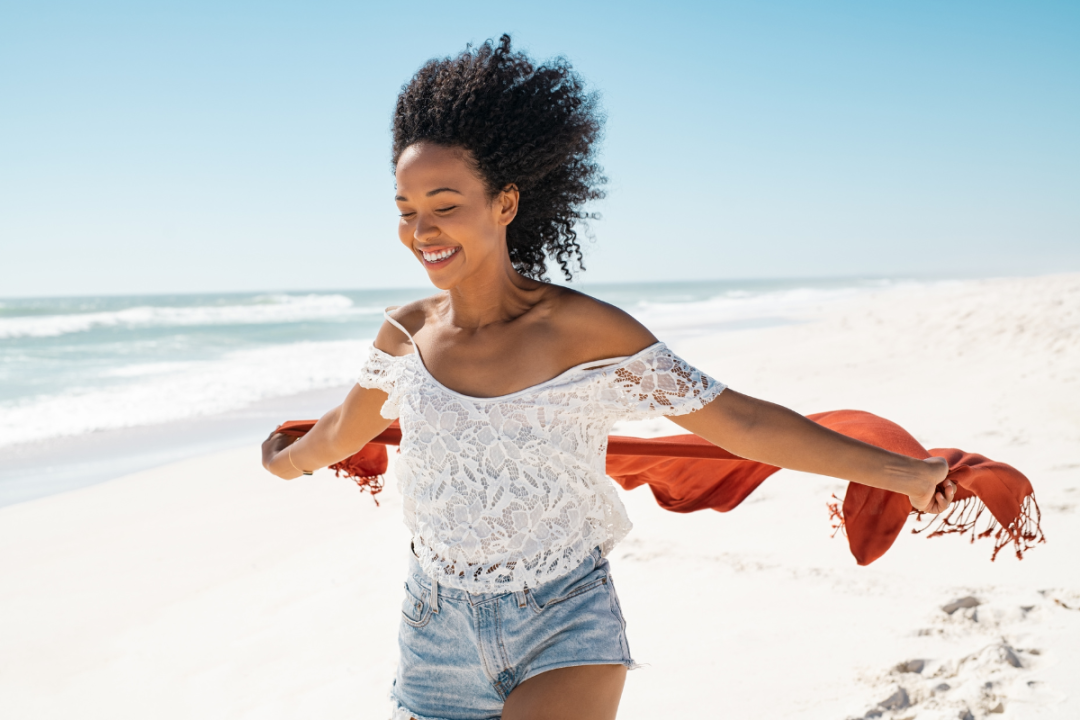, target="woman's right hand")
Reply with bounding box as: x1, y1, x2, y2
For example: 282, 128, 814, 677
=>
262, 432, 302, 479
258, 384, 394, 482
